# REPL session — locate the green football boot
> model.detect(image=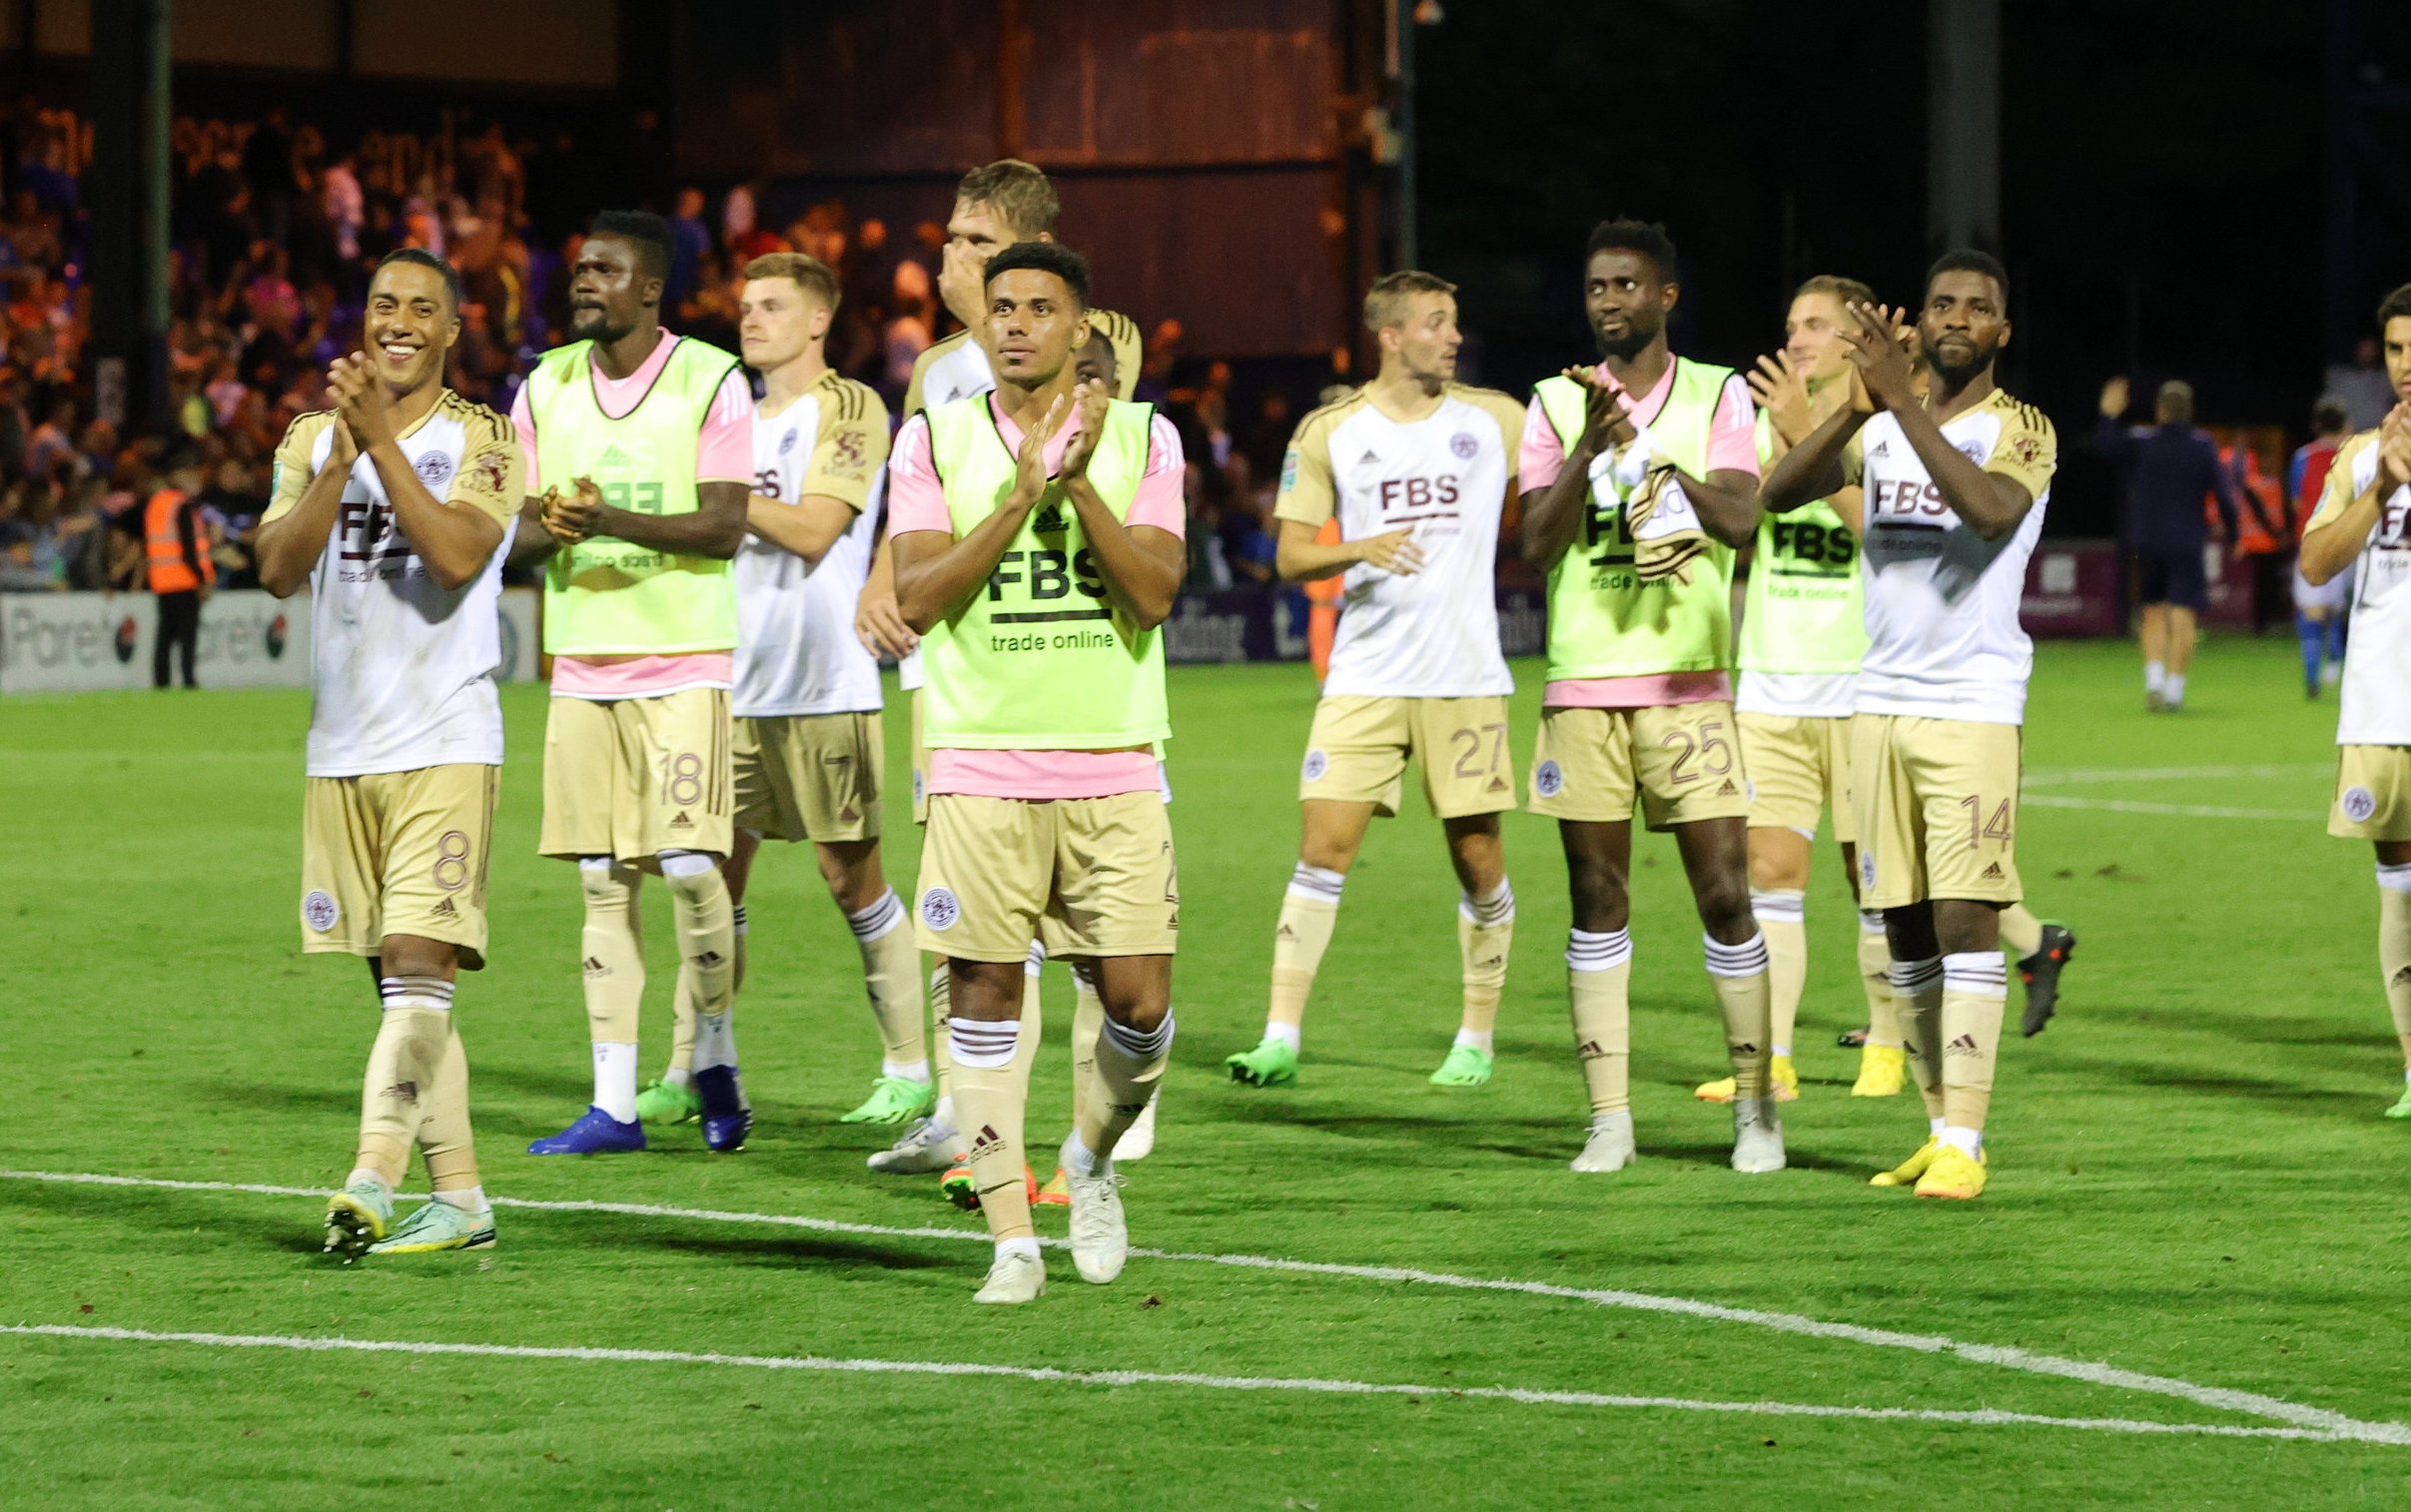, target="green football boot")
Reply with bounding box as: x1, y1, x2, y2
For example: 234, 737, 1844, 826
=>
635, 1077, 702, 1126
370, 1199, 497, 1255
1224, 1036, 1298, 1088
2386, 1081, 2411, 1121
1427, 1043, 1494, 1088
839, 1075, 937, 1127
